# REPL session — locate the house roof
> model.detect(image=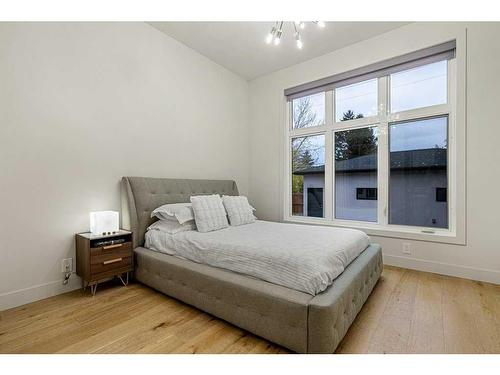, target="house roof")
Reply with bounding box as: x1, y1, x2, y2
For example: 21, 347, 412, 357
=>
293, 148, 447, 175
